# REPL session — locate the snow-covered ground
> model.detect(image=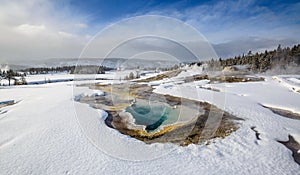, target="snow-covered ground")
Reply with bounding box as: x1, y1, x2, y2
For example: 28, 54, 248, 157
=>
0, 71, 299, 174
272, 75, 300, 93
